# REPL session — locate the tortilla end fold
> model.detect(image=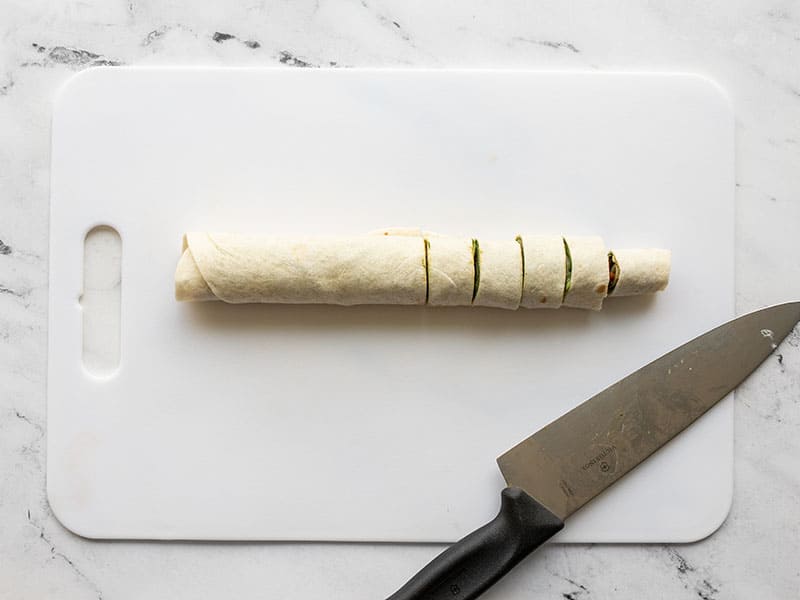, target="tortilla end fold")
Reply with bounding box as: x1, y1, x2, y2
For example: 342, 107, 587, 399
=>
175, 247, 216, 302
